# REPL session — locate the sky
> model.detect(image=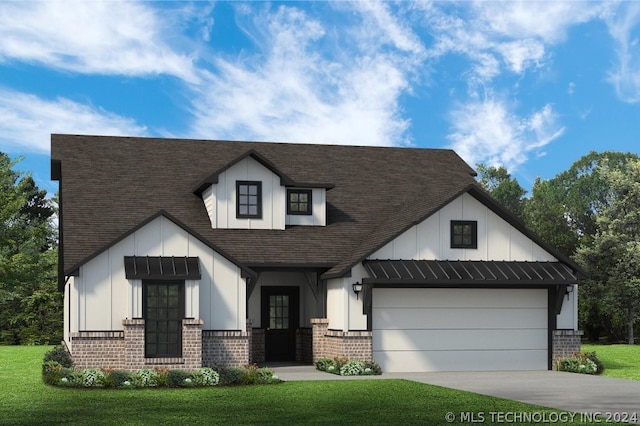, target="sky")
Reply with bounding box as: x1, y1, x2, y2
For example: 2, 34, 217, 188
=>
1, 1, 639, 196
